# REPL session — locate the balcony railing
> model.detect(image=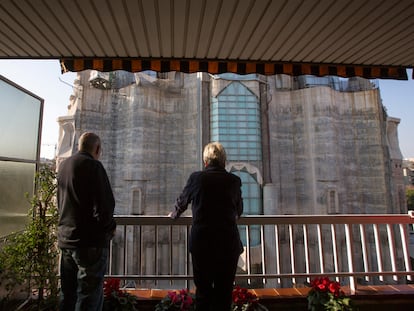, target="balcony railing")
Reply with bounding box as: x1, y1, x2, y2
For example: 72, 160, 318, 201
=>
108, 213, 414, 294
